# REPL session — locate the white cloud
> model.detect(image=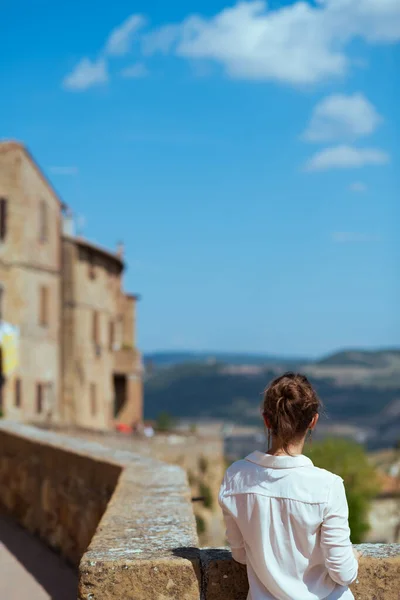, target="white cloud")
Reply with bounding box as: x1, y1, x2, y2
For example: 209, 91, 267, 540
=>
349, 181, 368, 193
49, 166, 79, 175
320, 0, 400, 44
120, 62, 148, 78
142, 24, 181, 55
304, 93, 382, 142
105, 14, 146, 56
63, 58, 108, 91
332, 232, 382, 243
62, 0, 400, 89
144, 2, 345, 84
142, 0, 400, 84
305, 145, 390, 171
